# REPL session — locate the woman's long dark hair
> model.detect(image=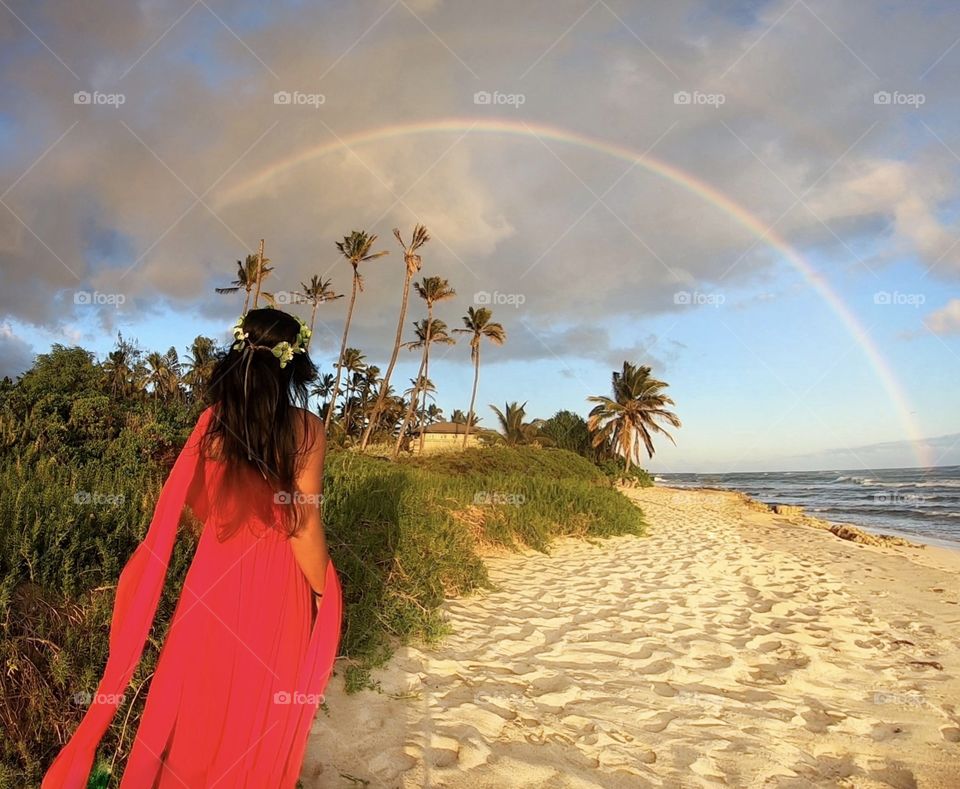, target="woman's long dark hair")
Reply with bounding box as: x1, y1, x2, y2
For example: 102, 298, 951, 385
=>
203, 307, 318, 536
